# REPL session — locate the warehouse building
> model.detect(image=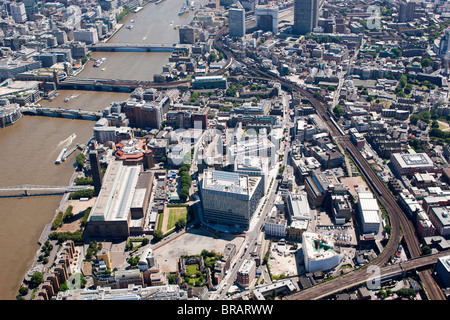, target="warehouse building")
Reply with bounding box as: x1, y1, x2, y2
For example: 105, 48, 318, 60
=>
357, 192, 381, 234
